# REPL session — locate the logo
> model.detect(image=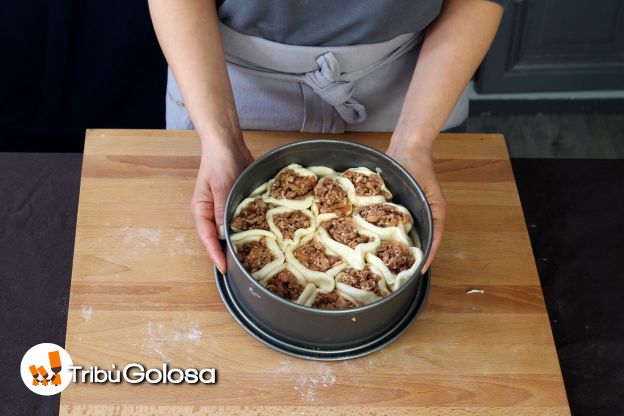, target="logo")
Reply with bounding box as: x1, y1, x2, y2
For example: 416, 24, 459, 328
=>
20, 343, 73, 396
21, 343, 217, 393
69, 364, 216, 384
